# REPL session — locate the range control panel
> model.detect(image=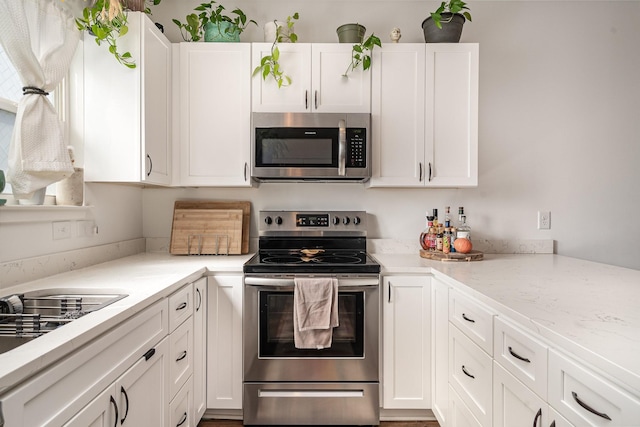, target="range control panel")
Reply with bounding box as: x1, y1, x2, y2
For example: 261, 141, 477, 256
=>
259, 210, 367, 234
